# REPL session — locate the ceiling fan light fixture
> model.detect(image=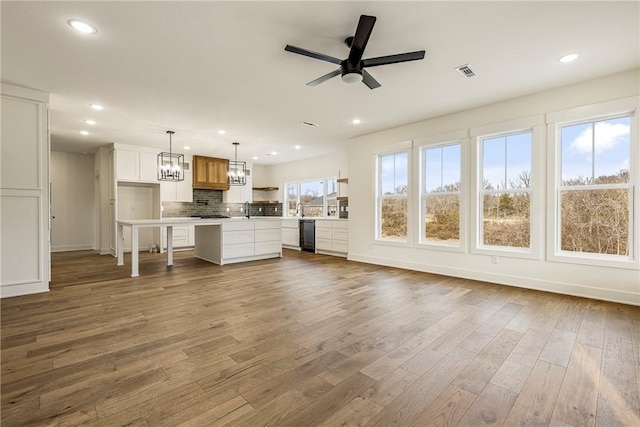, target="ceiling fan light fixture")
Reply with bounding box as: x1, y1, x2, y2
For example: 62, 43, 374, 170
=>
341, 71, 363, 84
